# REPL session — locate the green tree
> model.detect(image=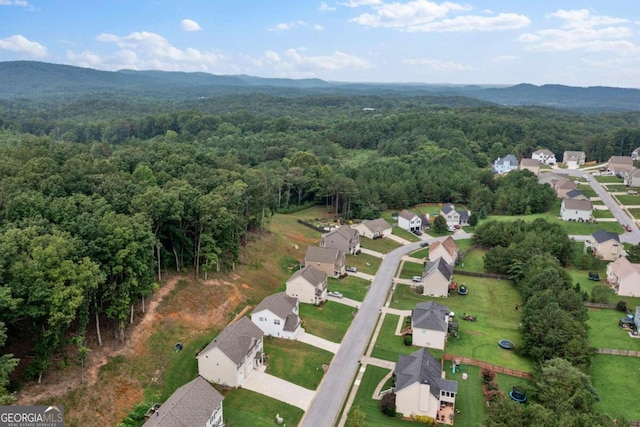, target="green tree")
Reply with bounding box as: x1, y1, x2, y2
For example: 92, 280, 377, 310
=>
433, 215, 447, 233
345, 407, 366, 427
